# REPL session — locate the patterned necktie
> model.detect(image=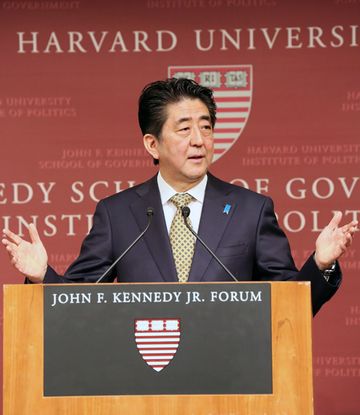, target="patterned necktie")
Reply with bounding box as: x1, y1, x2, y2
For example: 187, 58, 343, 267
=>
169, 193, 195, 283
